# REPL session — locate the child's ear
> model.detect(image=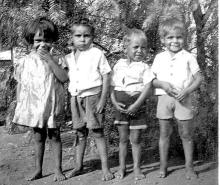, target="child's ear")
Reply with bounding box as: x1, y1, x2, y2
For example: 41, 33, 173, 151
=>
160, 38, 165, 45
123, 46, 127, 54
